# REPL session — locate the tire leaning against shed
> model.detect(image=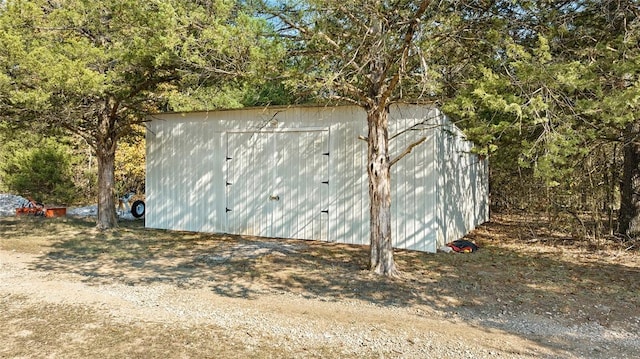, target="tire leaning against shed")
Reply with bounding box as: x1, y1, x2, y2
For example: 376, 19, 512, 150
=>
131, 200, 145, 218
